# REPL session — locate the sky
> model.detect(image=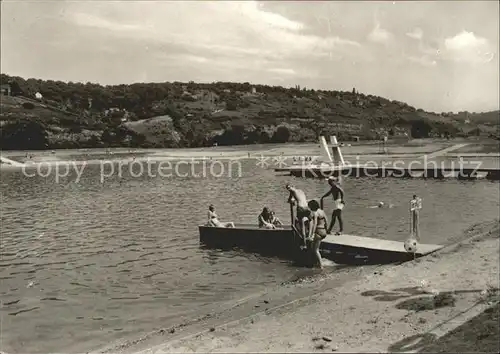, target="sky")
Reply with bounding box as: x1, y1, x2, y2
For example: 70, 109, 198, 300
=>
1, 0, 499, 113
